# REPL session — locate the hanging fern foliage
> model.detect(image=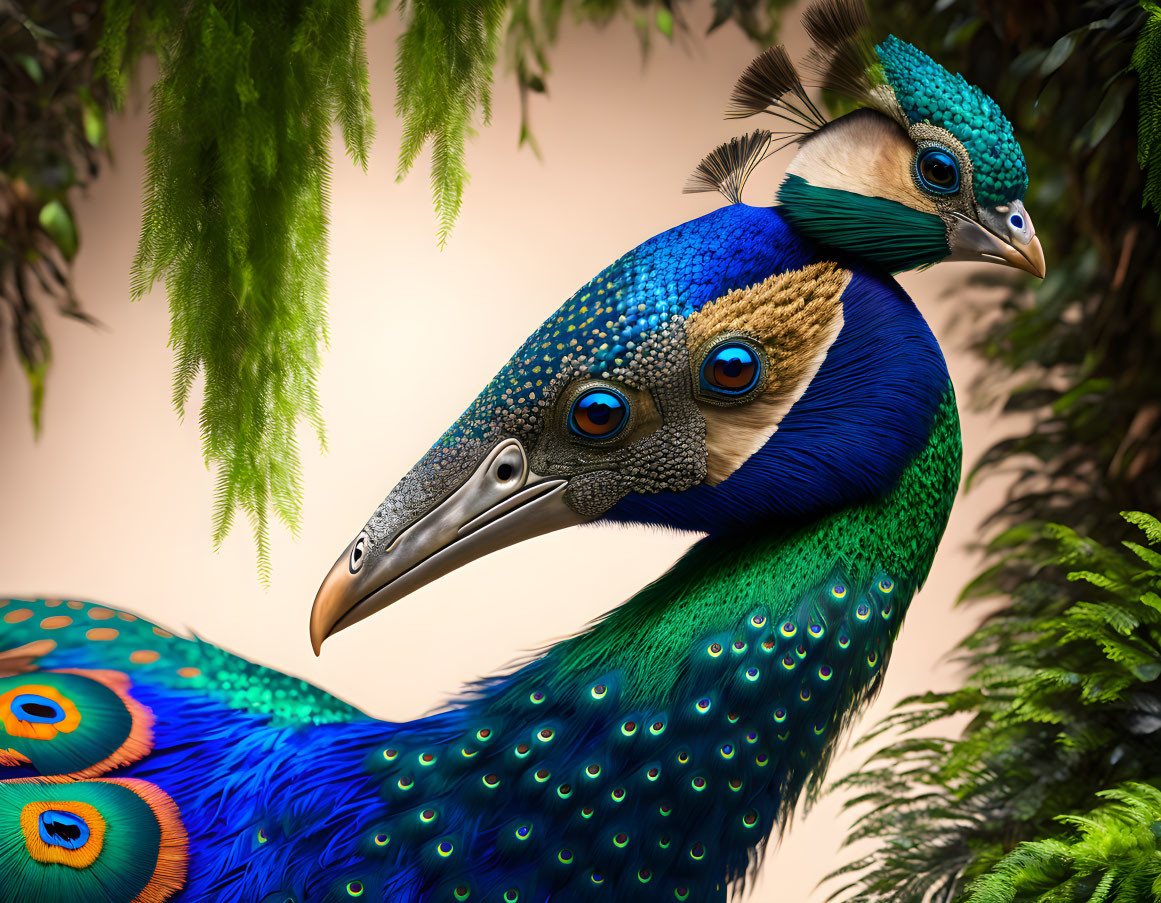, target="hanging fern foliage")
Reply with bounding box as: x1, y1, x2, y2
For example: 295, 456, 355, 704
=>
98, 0, 374, 579
1135, 2, 1161, 220
386, 0, 506, 248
